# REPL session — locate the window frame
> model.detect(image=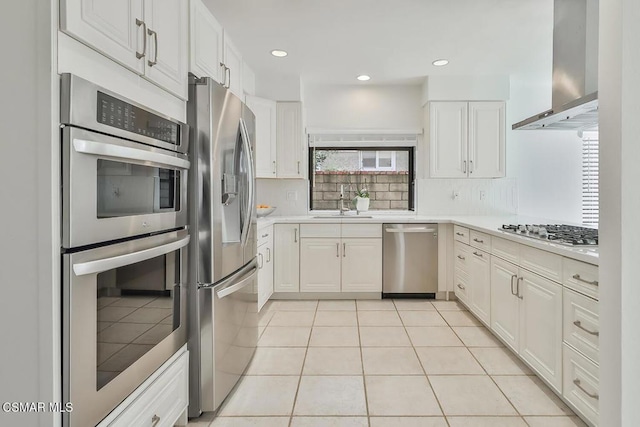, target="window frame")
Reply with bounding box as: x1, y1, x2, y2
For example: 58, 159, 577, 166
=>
308, 146, 415, 211
360, 150, 397, 171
